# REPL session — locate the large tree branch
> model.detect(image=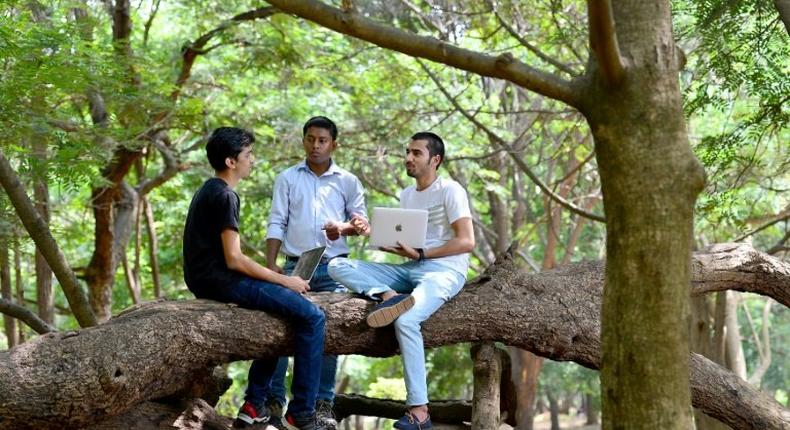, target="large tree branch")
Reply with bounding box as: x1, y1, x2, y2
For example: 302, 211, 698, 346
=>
0, 298, 55, 334
418, 60, 605, 223
264, 0, 580, 107
691, 243, 790, 308
0, 243, 788, 429
0, 151, 97, 327
587, 0, 625, 86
